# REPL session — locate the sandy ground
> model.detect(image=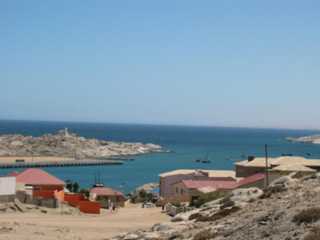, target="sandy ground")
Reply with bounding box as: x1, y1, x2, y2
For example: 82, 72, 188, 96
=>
0, 156, 76, 163
0, 203, 171, 240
